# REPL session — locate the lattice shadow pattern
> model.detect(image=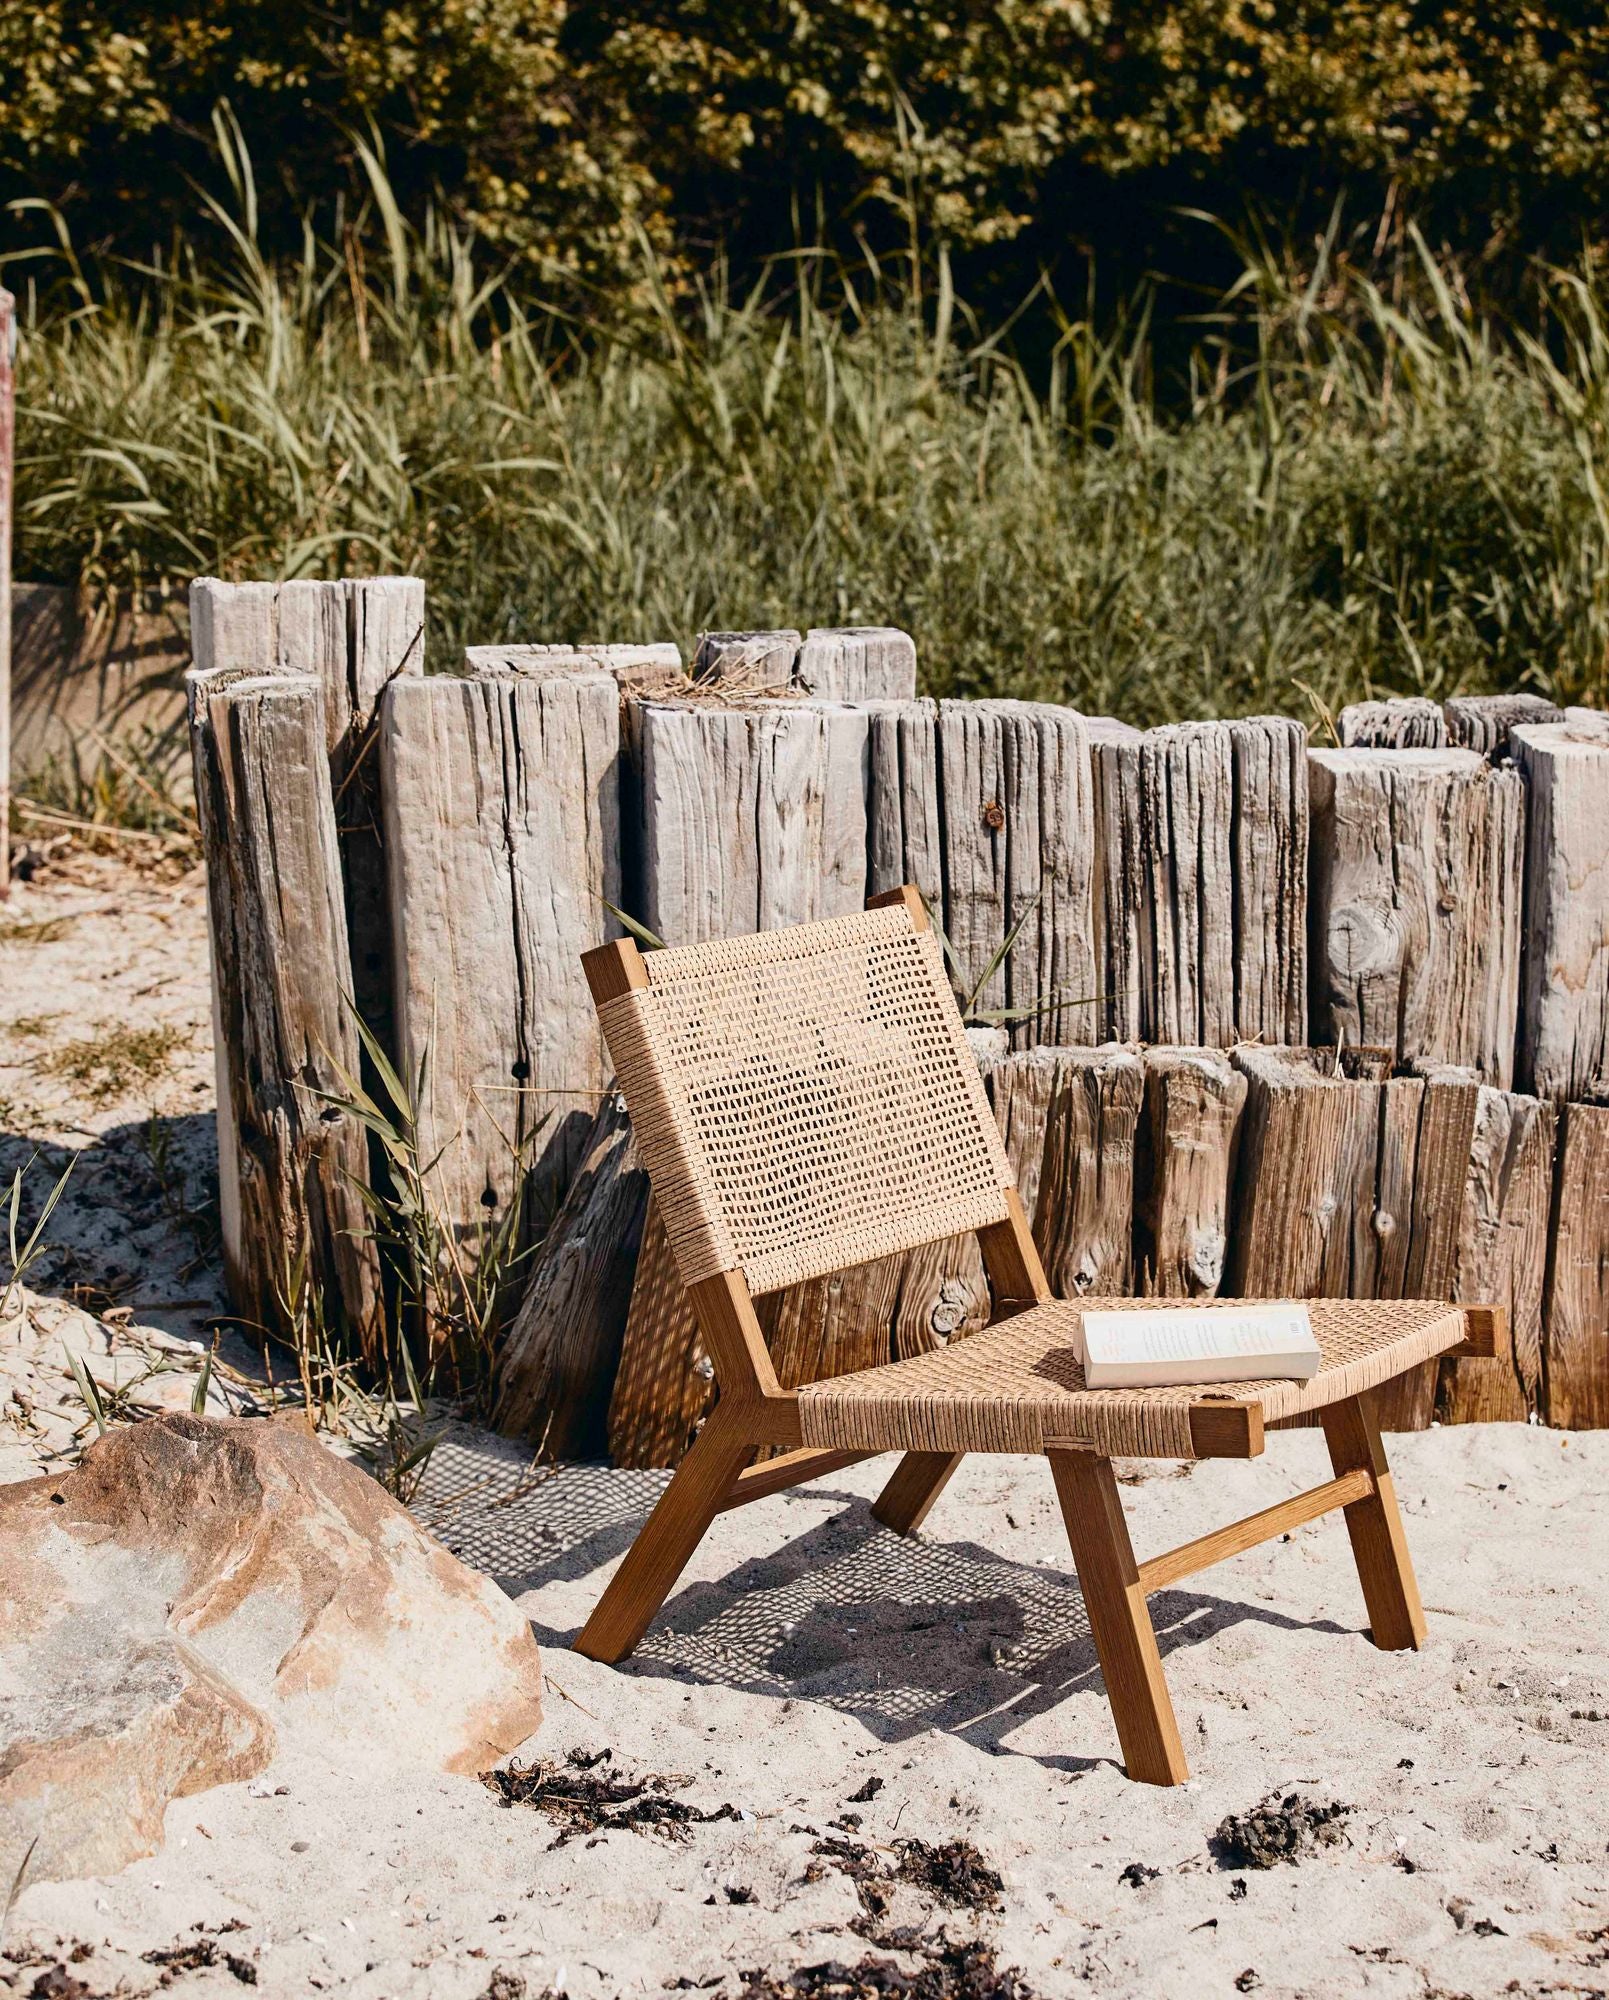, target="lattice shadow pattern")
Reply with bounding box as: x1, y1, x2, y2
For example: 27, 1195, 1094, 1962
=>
412, 1433, 1343, 1759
